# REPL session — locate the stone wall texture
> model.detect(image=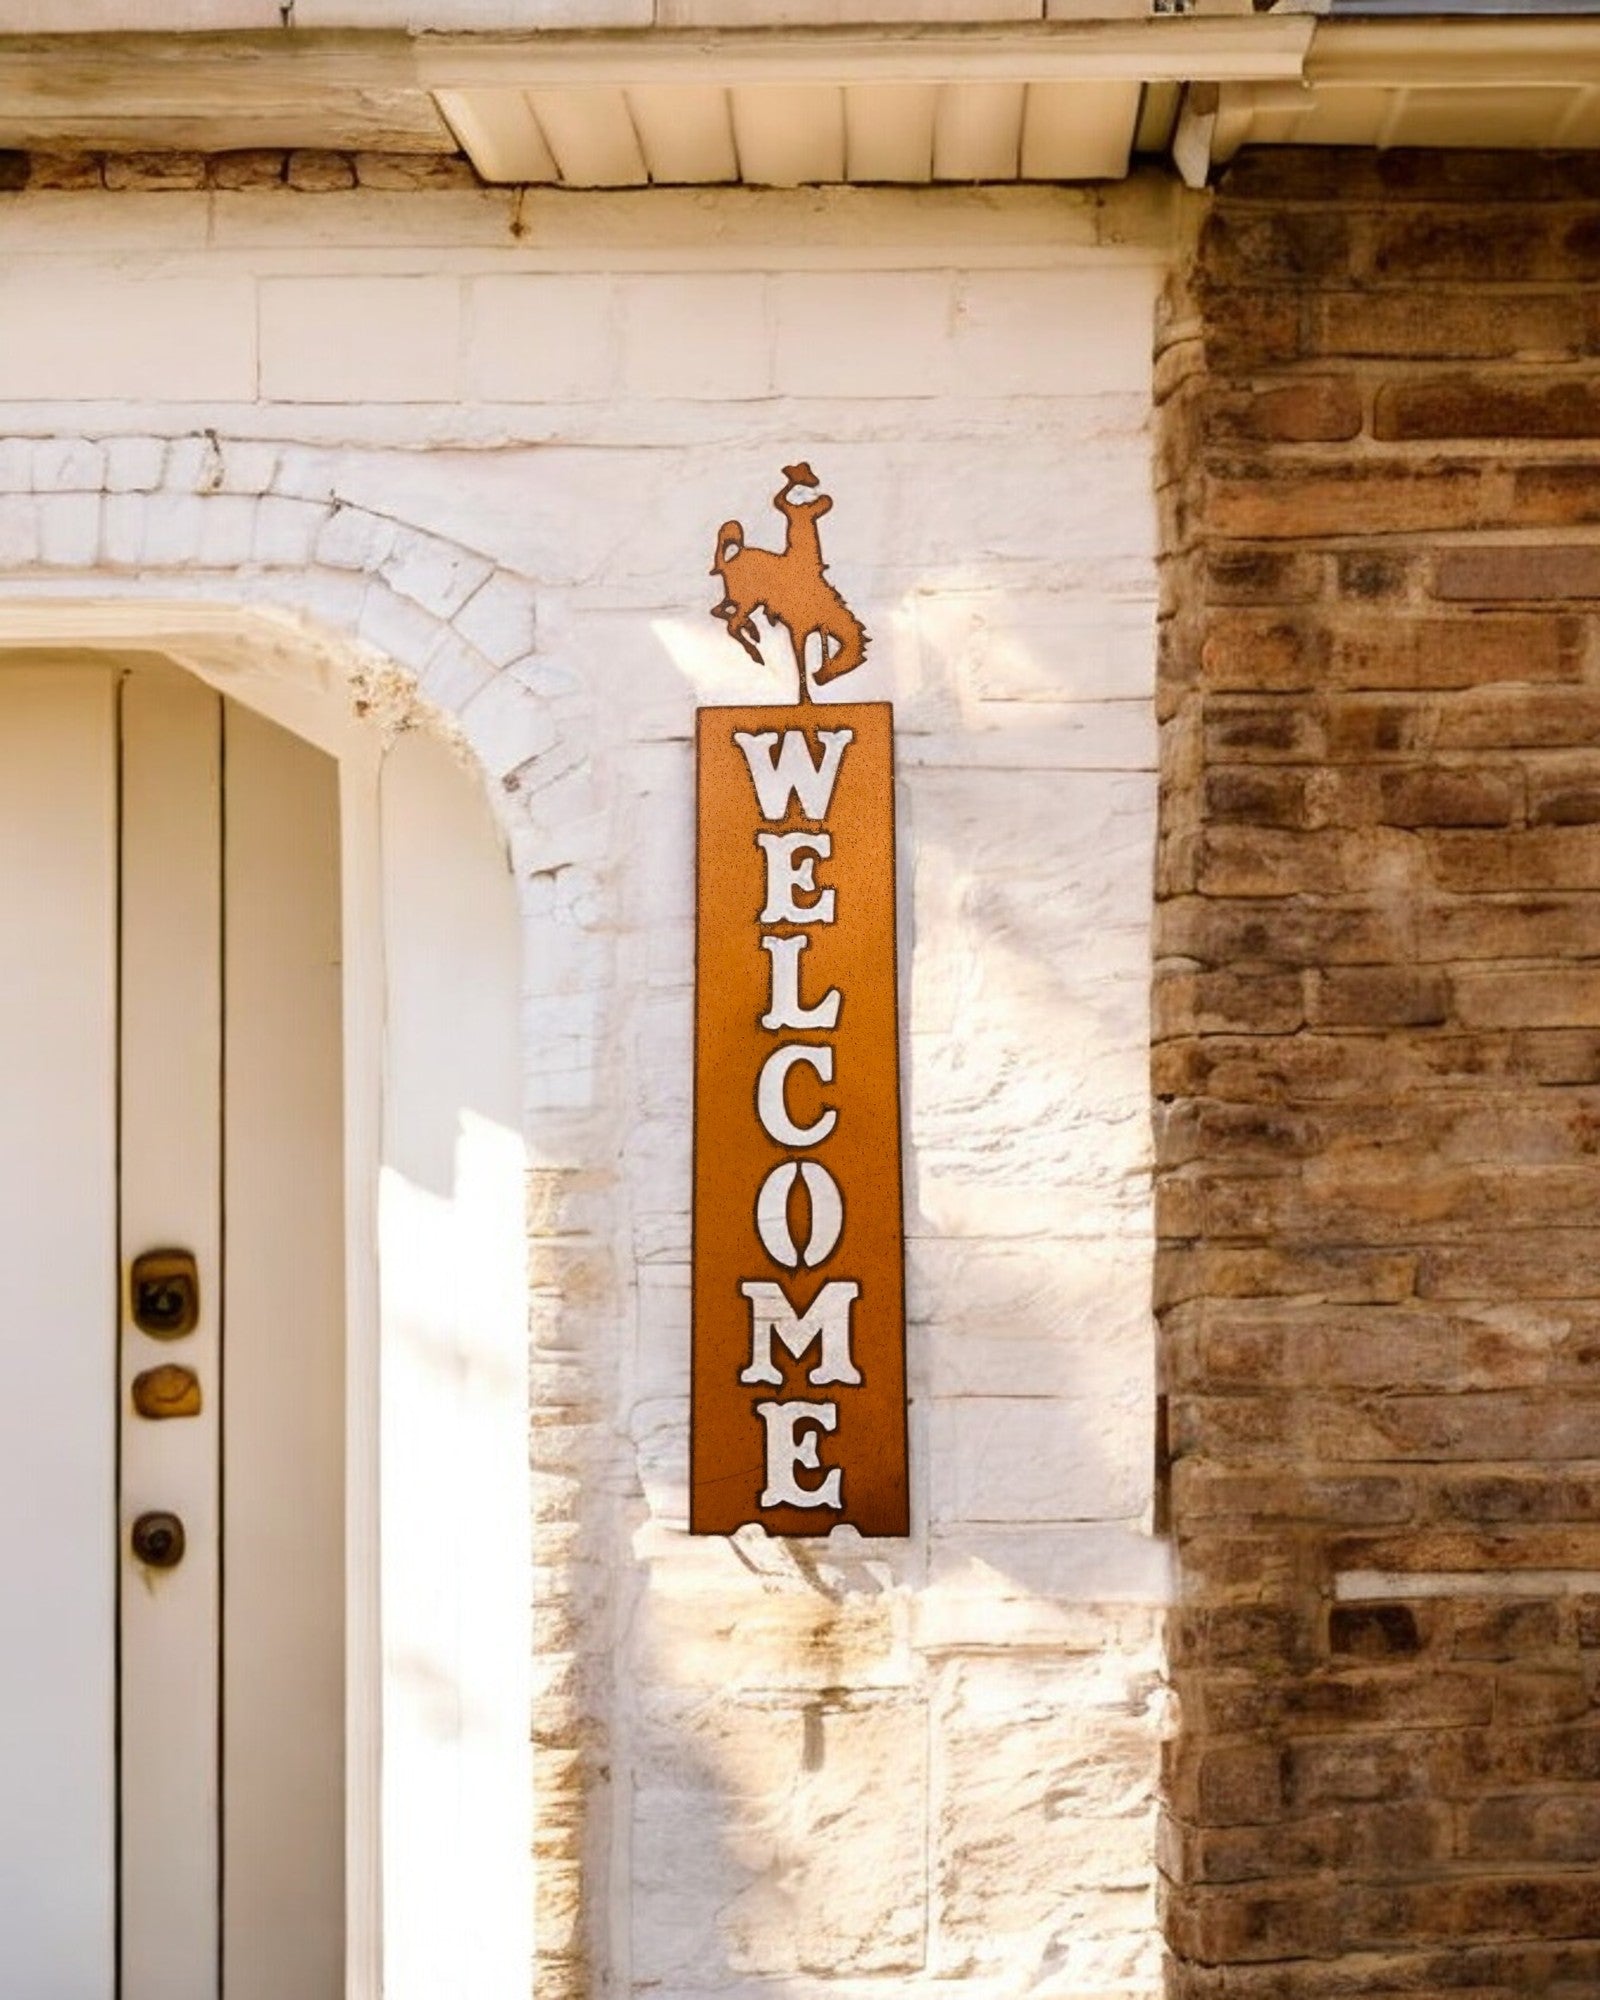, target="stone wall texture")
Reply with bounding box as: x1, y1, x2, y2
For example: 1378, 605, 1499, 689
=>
0, 166, 1177, 2000
1157, 149, 1600, 1998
